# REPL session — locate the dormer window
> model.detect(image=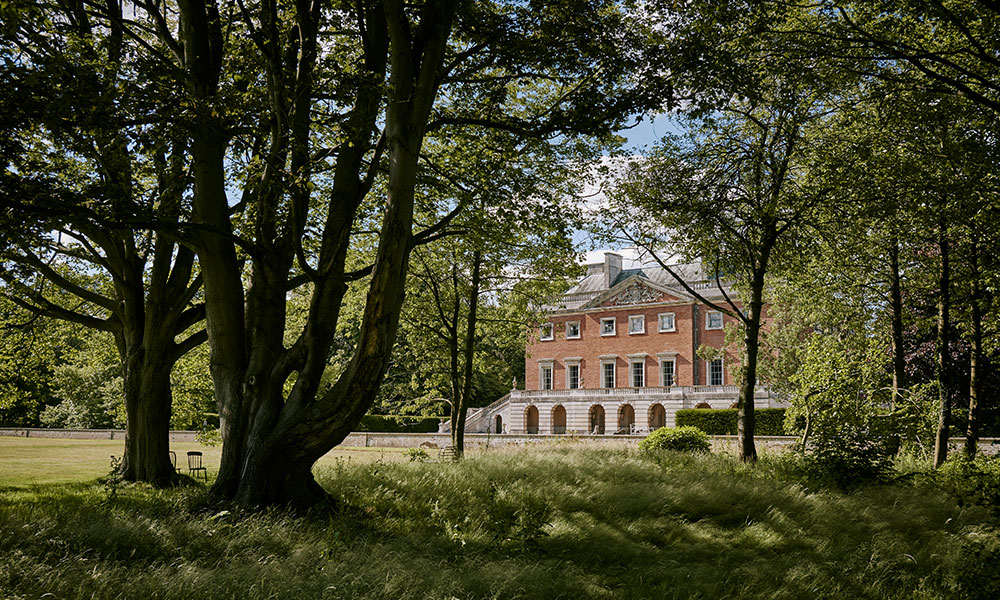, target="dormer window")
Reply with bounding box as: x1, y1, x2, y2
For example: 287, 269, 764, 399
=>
706, 311, 723, 331
600, 317, 616, 336
539, 323, 554, 340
